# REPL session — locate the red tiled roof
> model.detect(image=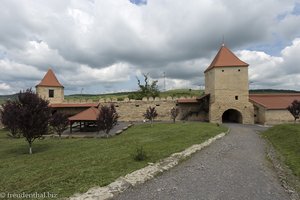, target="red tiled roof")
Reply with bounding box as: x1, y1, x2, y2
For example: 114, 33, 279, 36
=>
36, 69, 63, 87
50, 103, 99, 108
249, 94, 300, 109
204, 45, 248, 73
68, 107, 100, 121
